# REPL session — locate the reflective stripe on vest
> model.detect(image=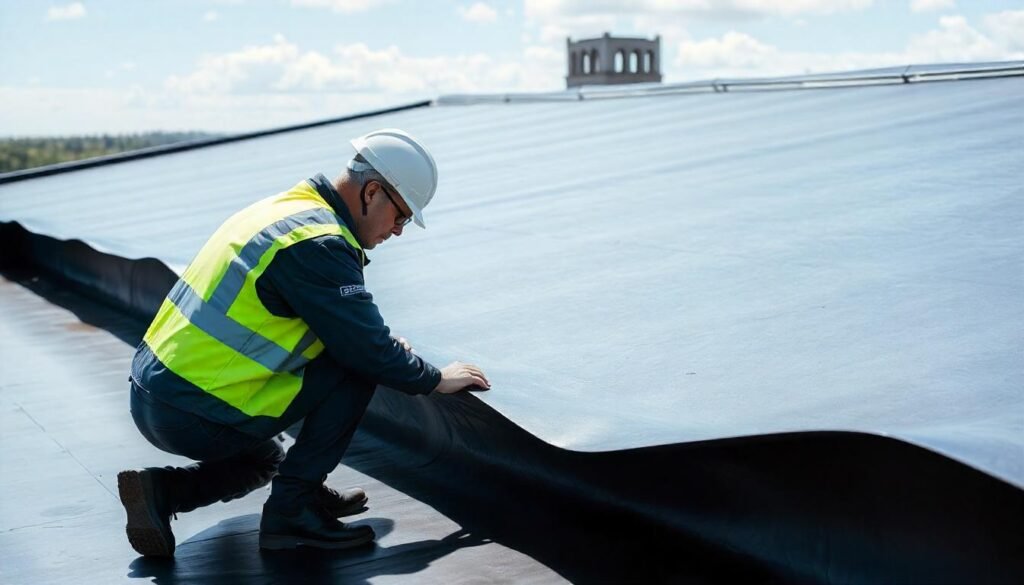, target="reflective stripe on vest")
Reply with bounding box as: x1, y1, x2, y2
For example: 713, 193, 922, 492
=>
165, 279, 318, 374
142, 180, 363, 418
209, 207, 344, 312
